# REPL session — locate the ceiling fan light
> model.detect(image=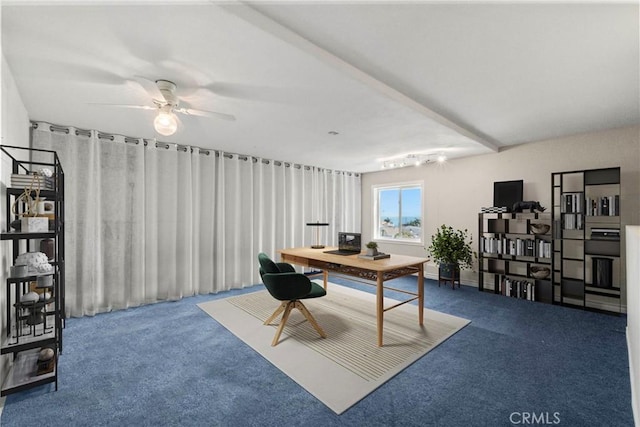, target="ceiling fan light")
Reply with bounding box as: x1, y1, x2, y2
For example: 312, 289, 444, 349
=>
154, 111, 178, 136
